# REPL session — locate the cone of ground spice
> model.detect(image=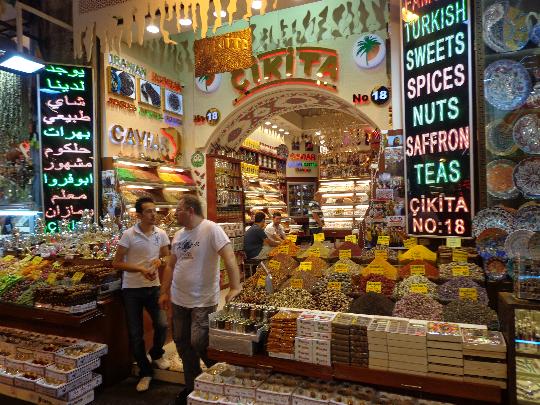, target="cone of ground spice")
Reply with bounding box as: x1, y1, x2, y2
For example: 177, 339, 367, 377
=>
399, 260, 439, 281
330, 241, 363, 258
